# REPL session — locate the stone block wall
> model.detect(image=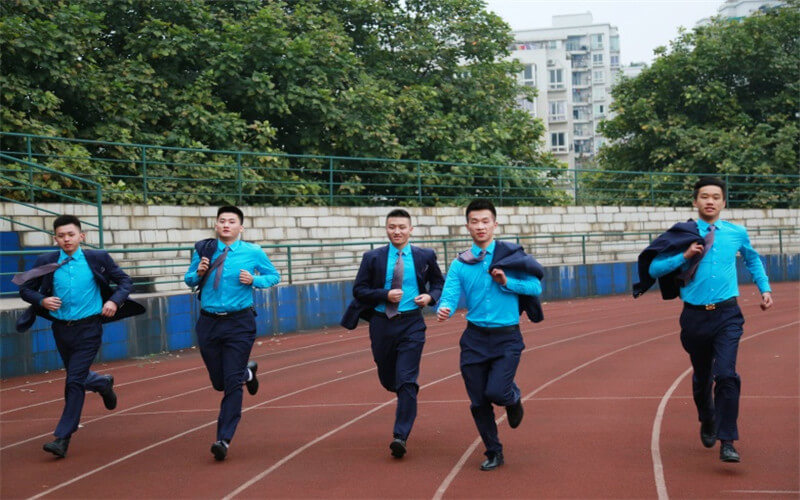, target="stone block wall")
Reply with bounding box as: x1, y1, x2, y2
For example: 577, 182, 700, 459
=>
3, 203, 798, 292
